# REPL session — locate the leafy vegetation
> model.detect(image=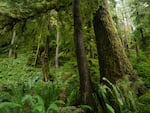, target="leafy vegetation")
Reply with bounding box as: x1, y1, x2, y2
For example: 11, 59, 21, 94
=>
0, 54, 149, 113
0, 0, 150, 113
